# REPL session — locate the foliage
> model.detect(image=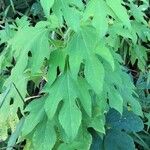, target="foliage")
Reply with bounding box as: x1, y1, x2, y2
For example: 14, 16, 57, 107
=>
0, 0, 150, 149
